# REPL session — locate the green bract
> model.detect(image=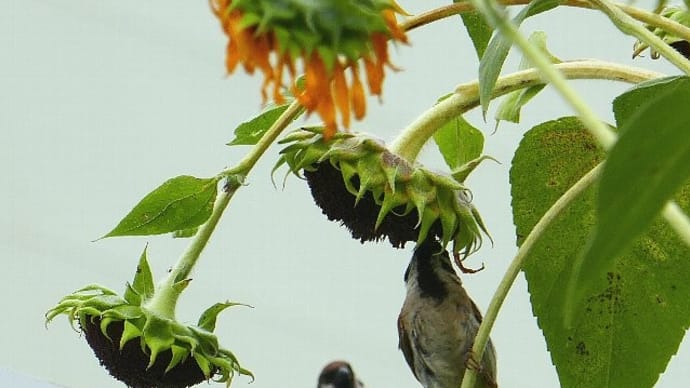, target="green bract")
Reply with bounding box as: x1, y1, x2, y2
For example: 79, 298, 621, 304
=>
274, 128, 490, 256
230, 0, 404, 66
45, 248, 252, 388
